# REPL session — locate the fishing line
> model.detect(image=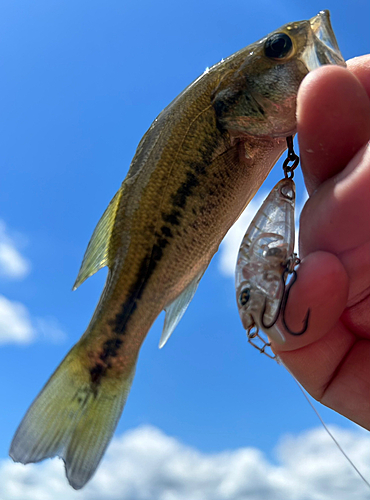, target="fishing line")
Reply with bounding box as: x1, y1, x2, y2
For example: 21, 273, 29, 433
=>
242, 329, 370, 489
277, 356, 370, 491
